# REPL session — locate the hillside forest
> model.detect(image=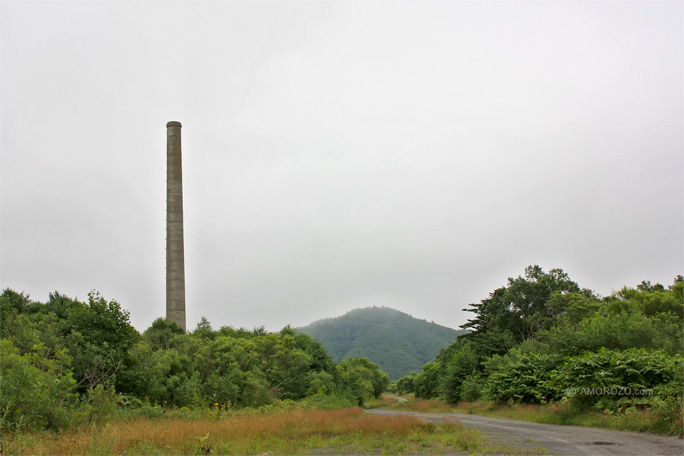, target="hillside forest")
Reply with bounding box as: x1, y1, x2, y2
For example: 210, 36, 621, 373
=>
298, 307, 466, 380
394, 266, 683, 434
